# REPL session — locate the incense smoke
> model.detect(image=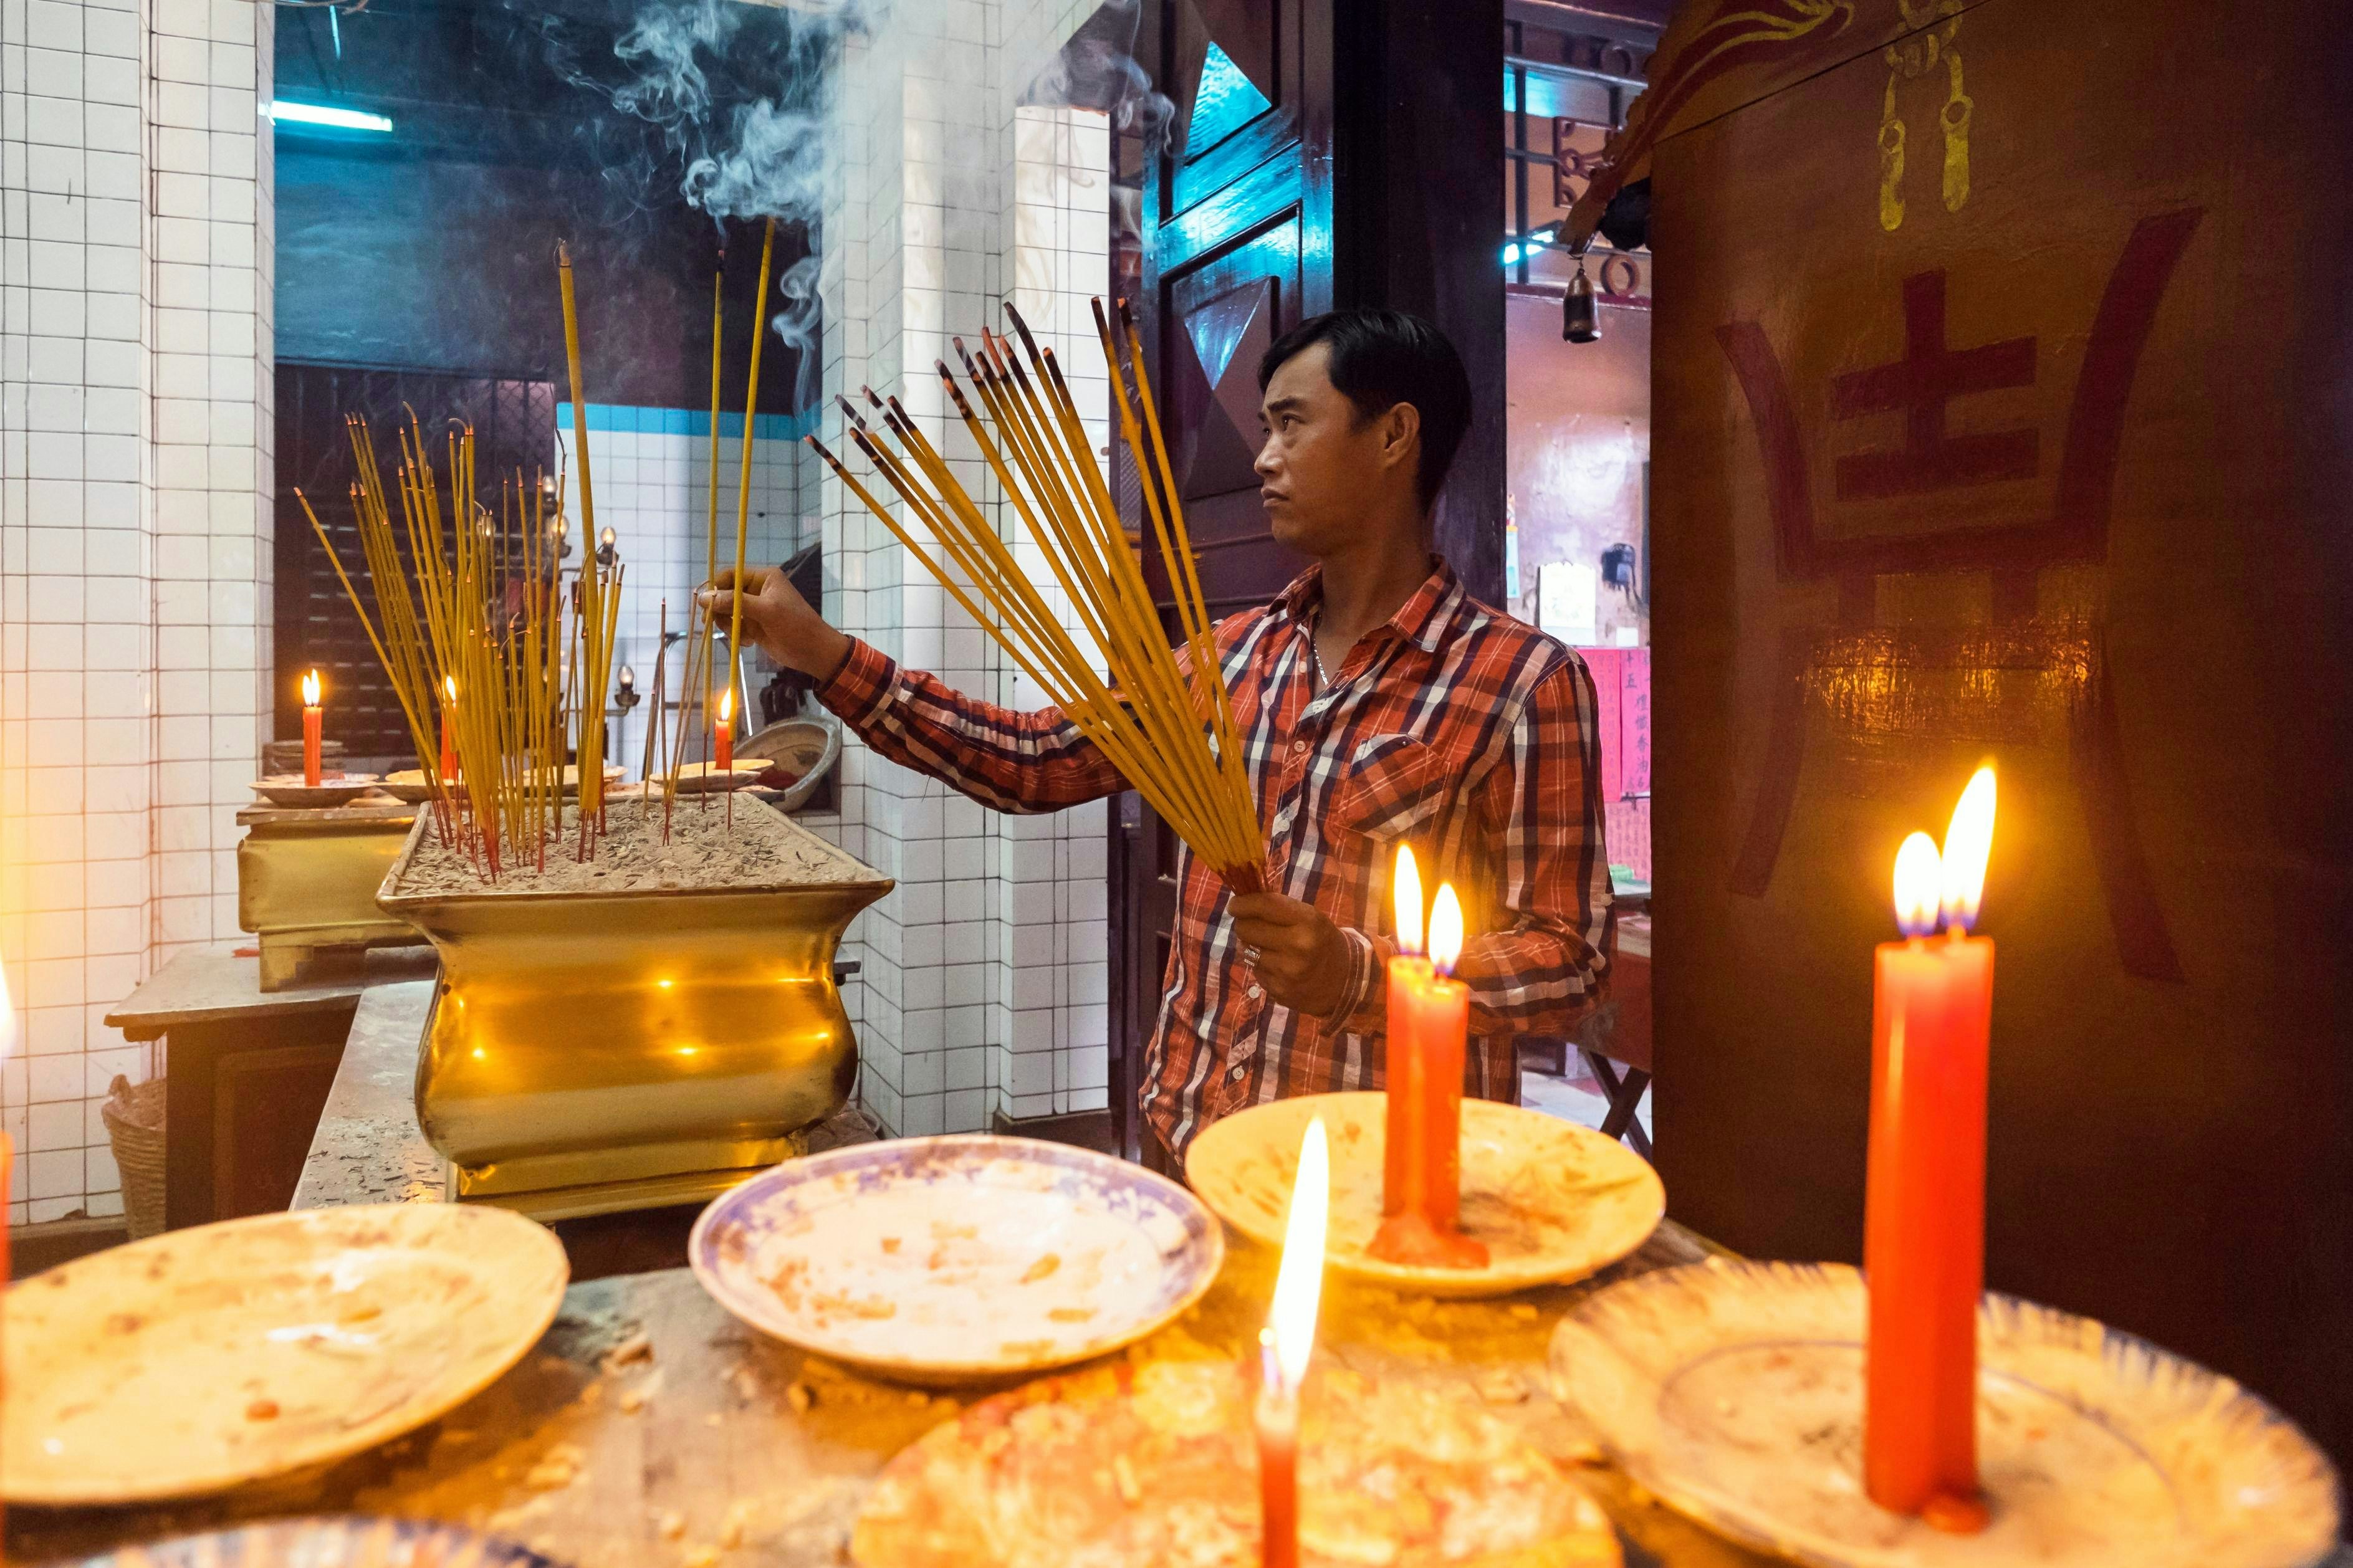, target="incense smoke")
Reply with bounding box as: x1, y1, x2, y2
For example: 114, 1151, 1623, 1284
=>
1018, 0, 1174, 155
535, 0, 1177, 398
529, 0, 850, 401
770, 253, 823, 413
